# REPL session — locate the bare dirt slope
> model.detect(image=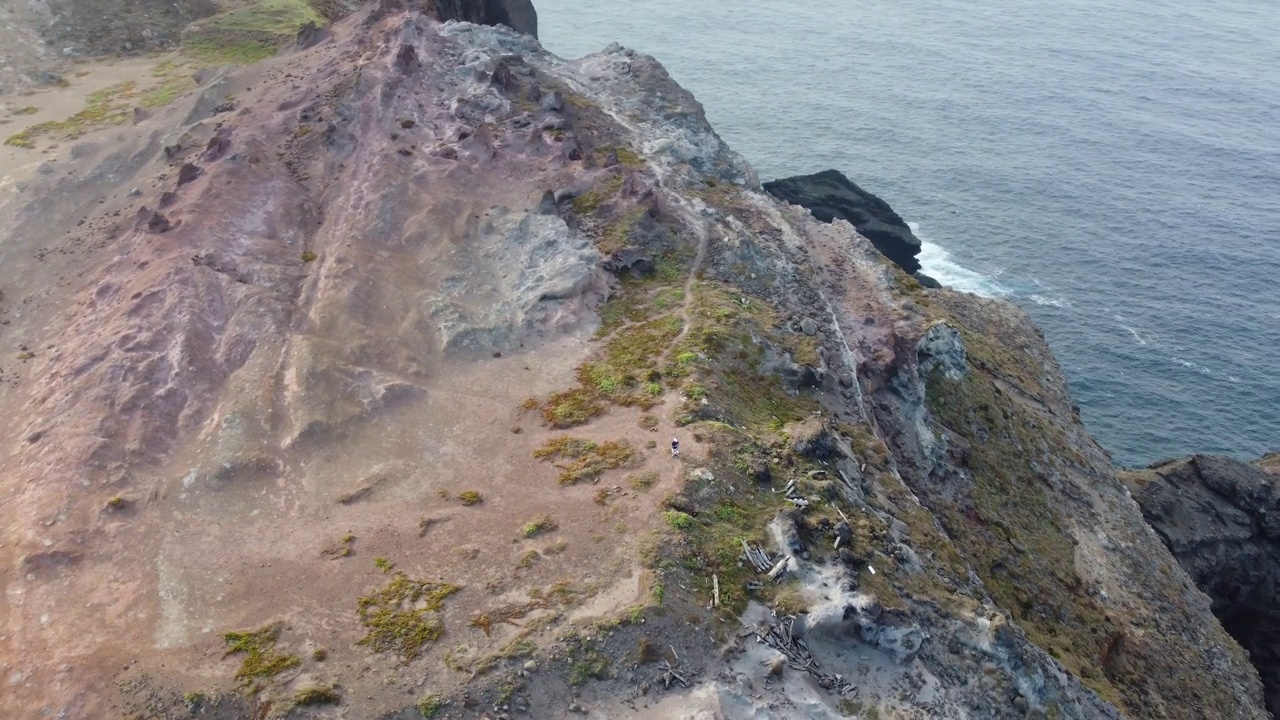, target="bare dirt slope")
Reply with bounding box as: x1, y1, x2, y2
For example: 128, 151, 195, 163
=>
0, 6, 722, 718
0, 3, 1269, 720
